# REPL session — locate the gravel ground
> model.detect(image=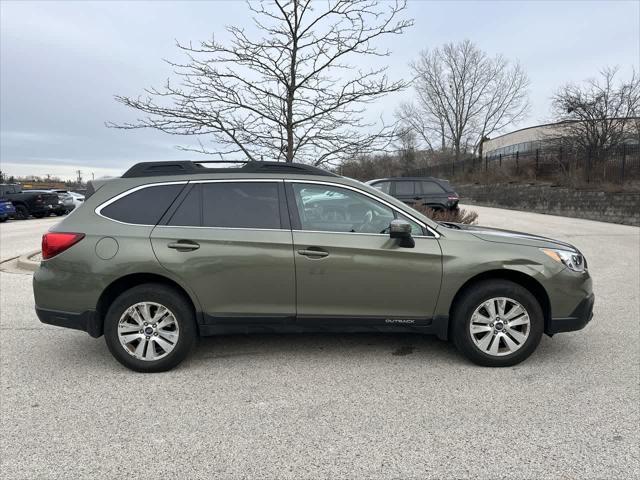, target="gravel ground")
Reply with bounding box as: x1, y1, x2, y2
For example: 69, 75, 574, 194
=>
0, 209, 638, 479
